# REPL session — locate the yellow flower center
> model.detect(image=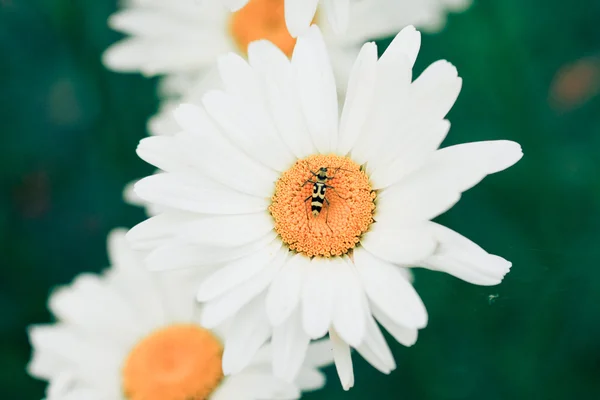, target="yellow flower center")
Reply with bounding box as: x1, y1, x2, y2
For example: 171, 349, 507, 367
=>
229, 0, 309, 58
122, 324, 223, 400
270, 154, 376, 258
